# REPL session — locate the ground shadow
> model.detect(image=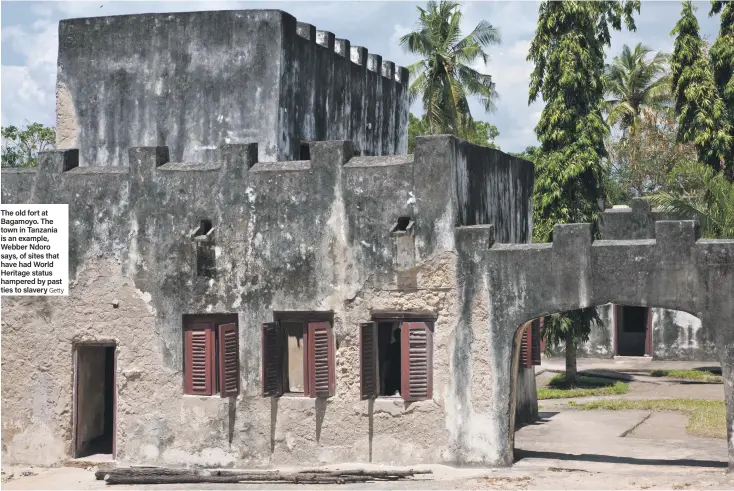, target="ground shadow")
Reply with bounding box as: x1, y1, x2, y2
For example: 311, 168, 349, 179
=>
693, 366, 722, 376
578, 369, 635, 382
514, 449, 727, 468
